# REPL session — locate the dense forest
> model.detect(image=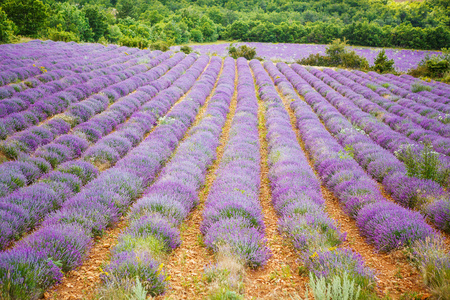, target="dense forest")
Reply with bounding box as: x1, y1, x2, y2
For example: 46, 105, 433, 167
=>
0, 0, 449, 49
